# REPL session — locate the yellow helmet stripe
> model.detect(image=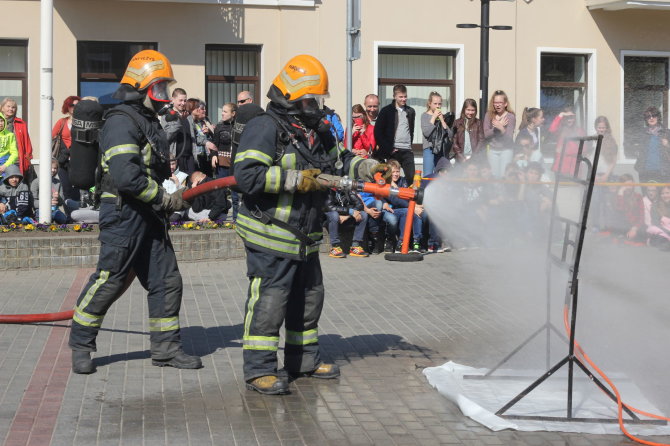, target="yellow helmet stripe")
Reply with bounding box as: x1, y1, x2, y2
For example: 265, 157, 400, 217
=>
125, 60, 166, 83
279, 70, 321, 95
